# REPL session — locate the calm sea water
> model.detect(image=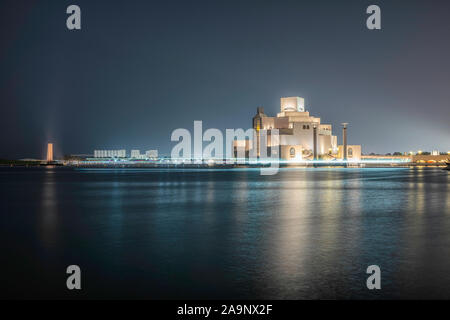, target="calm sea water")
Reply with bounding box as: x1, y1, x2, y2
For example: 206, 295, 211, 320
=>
0, 167, 449, 299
